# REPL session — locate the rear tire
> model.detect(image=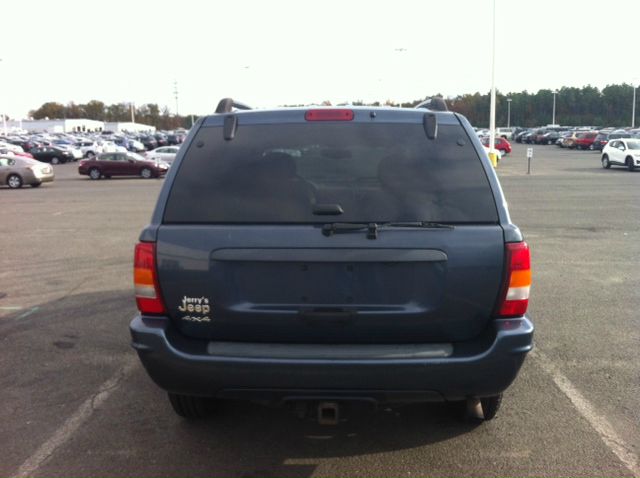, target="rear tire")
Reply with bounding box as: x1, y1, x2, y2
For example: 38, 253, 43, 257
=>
7, 174, 23, 189
601, 155, 611, 169
168, 393, 214, 419
51, 157, 60, 165
627, 157, 636, 171
89, 168, 101, 180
